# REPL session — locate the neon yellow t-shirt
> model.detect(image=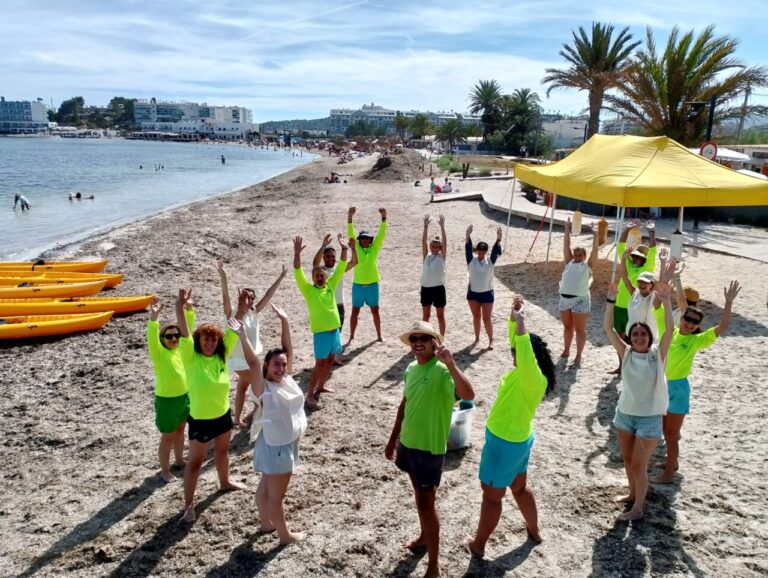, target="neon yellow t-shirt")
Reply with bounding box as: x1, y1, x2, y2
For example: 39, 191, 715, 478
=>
485, 320, 548, 442
616, 242, 657, 308
666, 327, 717, 380
146, 309, 196, 397
180, 328, 238, 420
400, 356, 455, 455
294, 261, 347, 333
348, 220, 386, 284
